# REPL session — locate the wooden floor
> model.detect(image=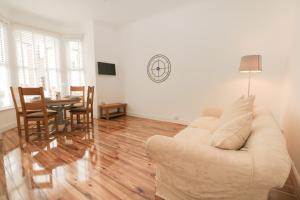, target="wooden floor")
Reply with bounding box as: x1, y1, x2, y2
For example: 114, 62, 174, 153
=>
0, 116, 299, 200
